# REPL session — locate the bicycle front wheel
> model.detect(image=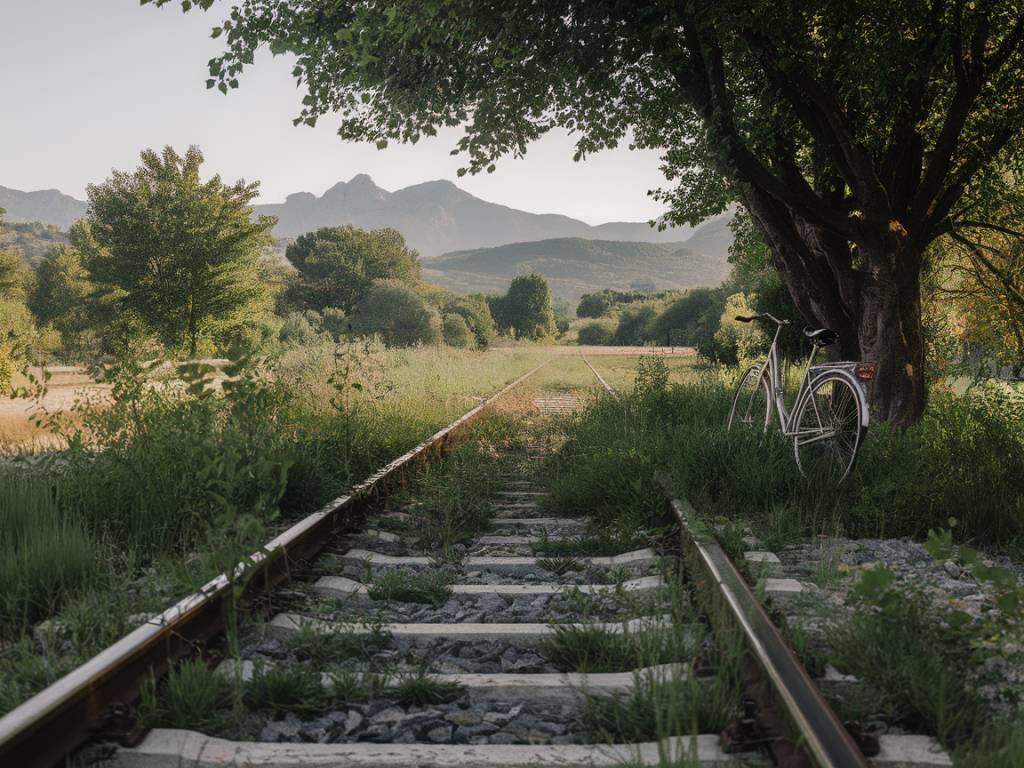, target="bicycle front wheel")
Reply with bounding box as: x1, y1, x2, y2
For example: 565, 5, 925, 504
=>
792, 373, 866, 484
727, 364, 771, 431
